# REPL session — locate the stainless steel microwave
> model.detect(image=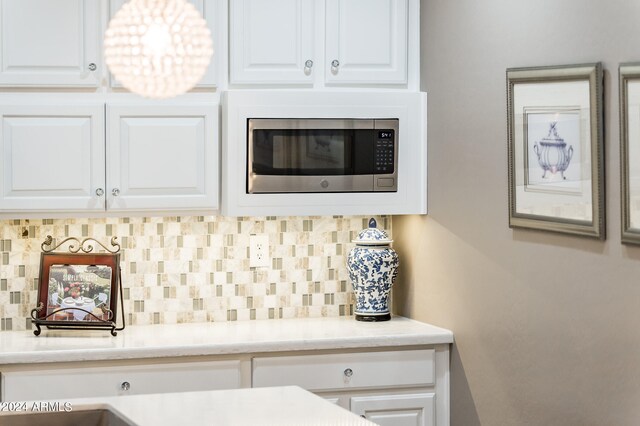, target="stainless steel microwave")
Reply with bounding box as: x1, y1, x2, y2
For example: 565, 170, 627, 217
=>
247, 118, 398, 193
